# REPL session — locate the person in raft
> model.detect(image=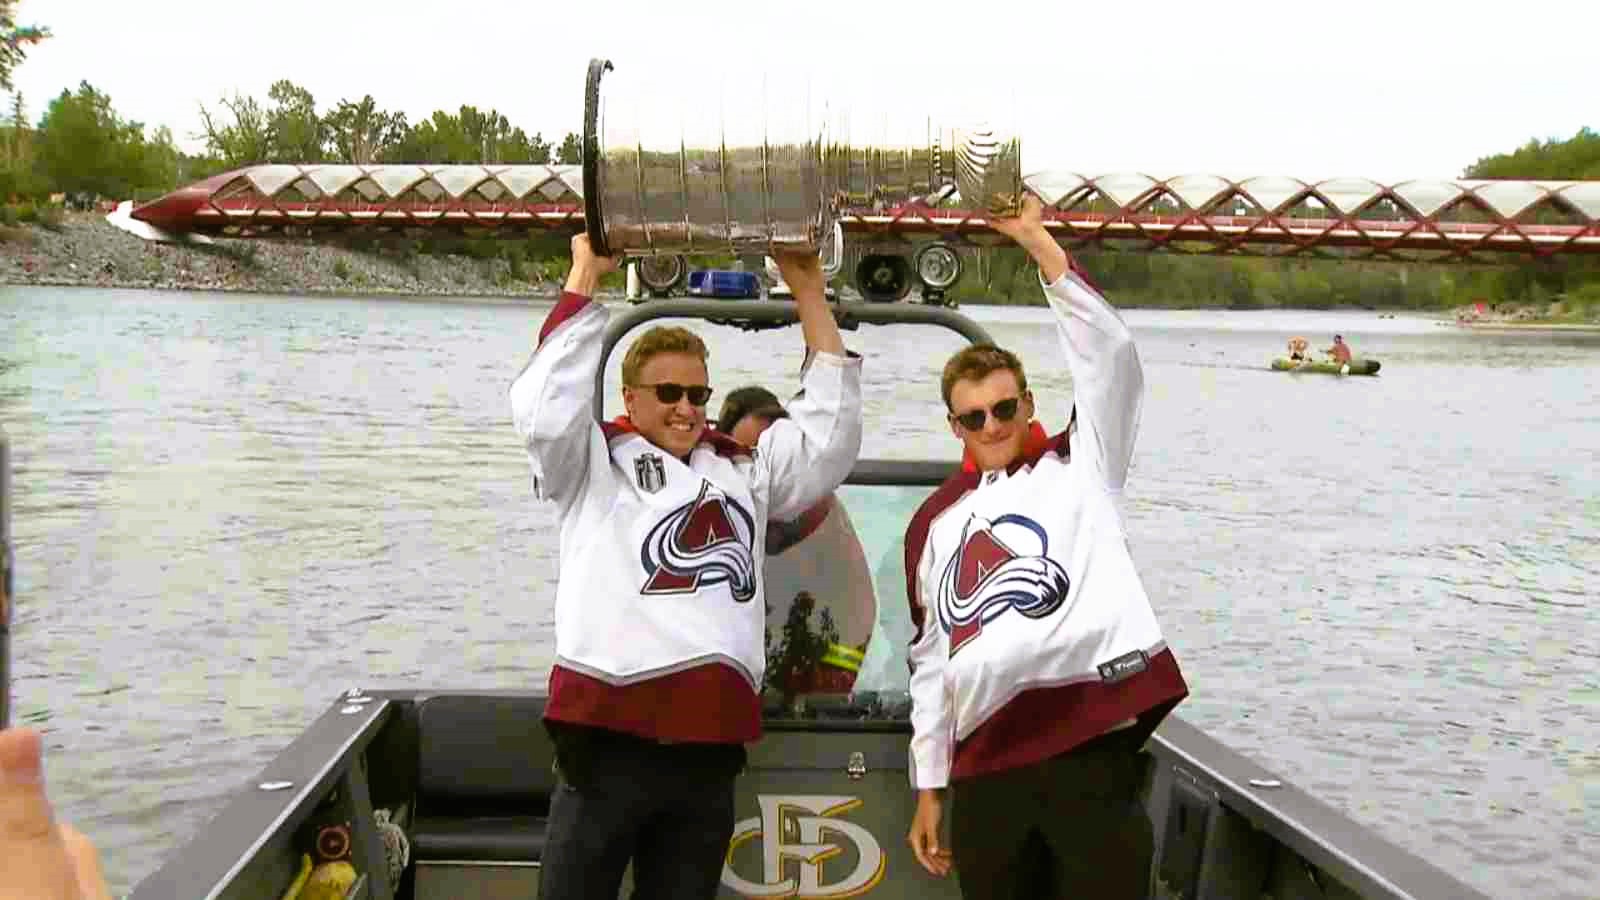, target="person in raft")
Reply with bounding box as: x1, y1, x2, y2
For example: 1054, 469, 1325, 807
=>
1326, 334, 1353, 364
